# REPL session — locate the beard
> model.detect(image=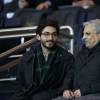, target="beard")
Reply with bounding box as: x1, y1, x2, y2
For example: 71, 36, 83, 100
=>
41, 40, 56, 50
